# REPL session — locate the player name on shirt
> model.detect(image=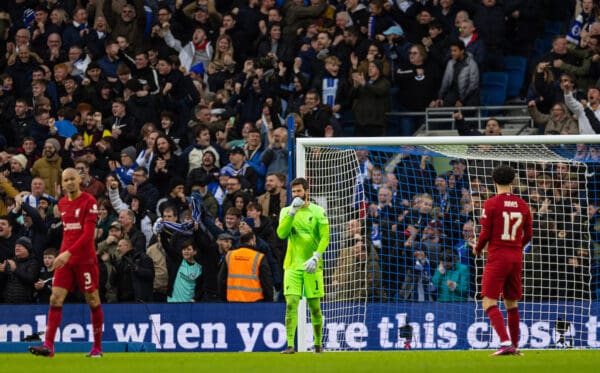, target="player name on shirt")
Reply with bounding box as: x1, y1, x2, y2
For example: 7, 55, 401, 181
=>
504, 201, 518, 208
64, 222, 82, 231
